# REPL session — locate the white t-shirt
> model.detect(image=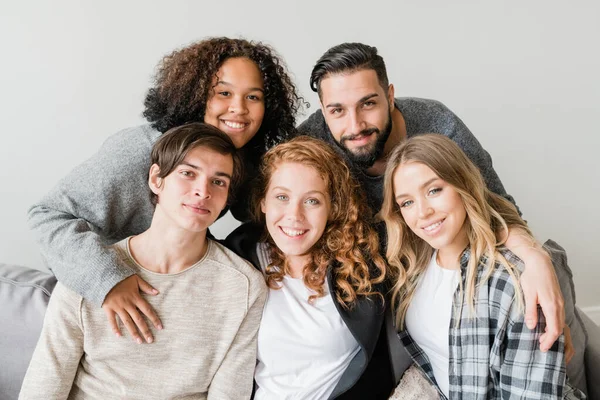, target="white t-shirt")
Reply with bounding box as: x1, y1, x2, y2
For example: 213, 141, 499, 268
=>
254, 243, 360, 400
405, 251, 460, 398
